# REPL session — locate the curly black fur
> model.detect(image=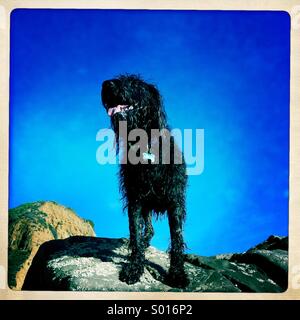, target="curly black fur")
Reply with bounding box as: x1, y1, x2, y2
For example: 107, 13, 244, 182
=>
101, 74, 189, 288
